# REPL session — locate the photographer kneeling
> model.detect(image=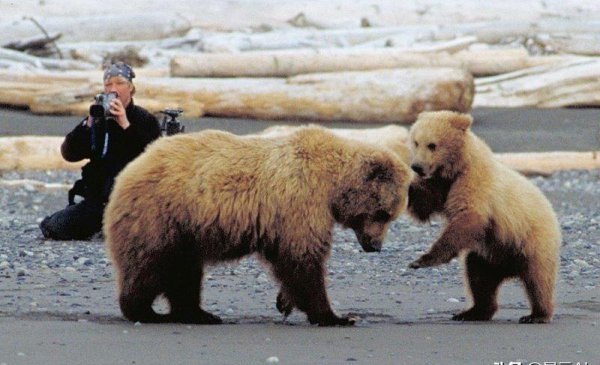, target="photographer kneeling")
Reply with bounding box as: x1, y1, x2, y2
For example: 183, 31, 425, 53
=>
40, 62, 161, 240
